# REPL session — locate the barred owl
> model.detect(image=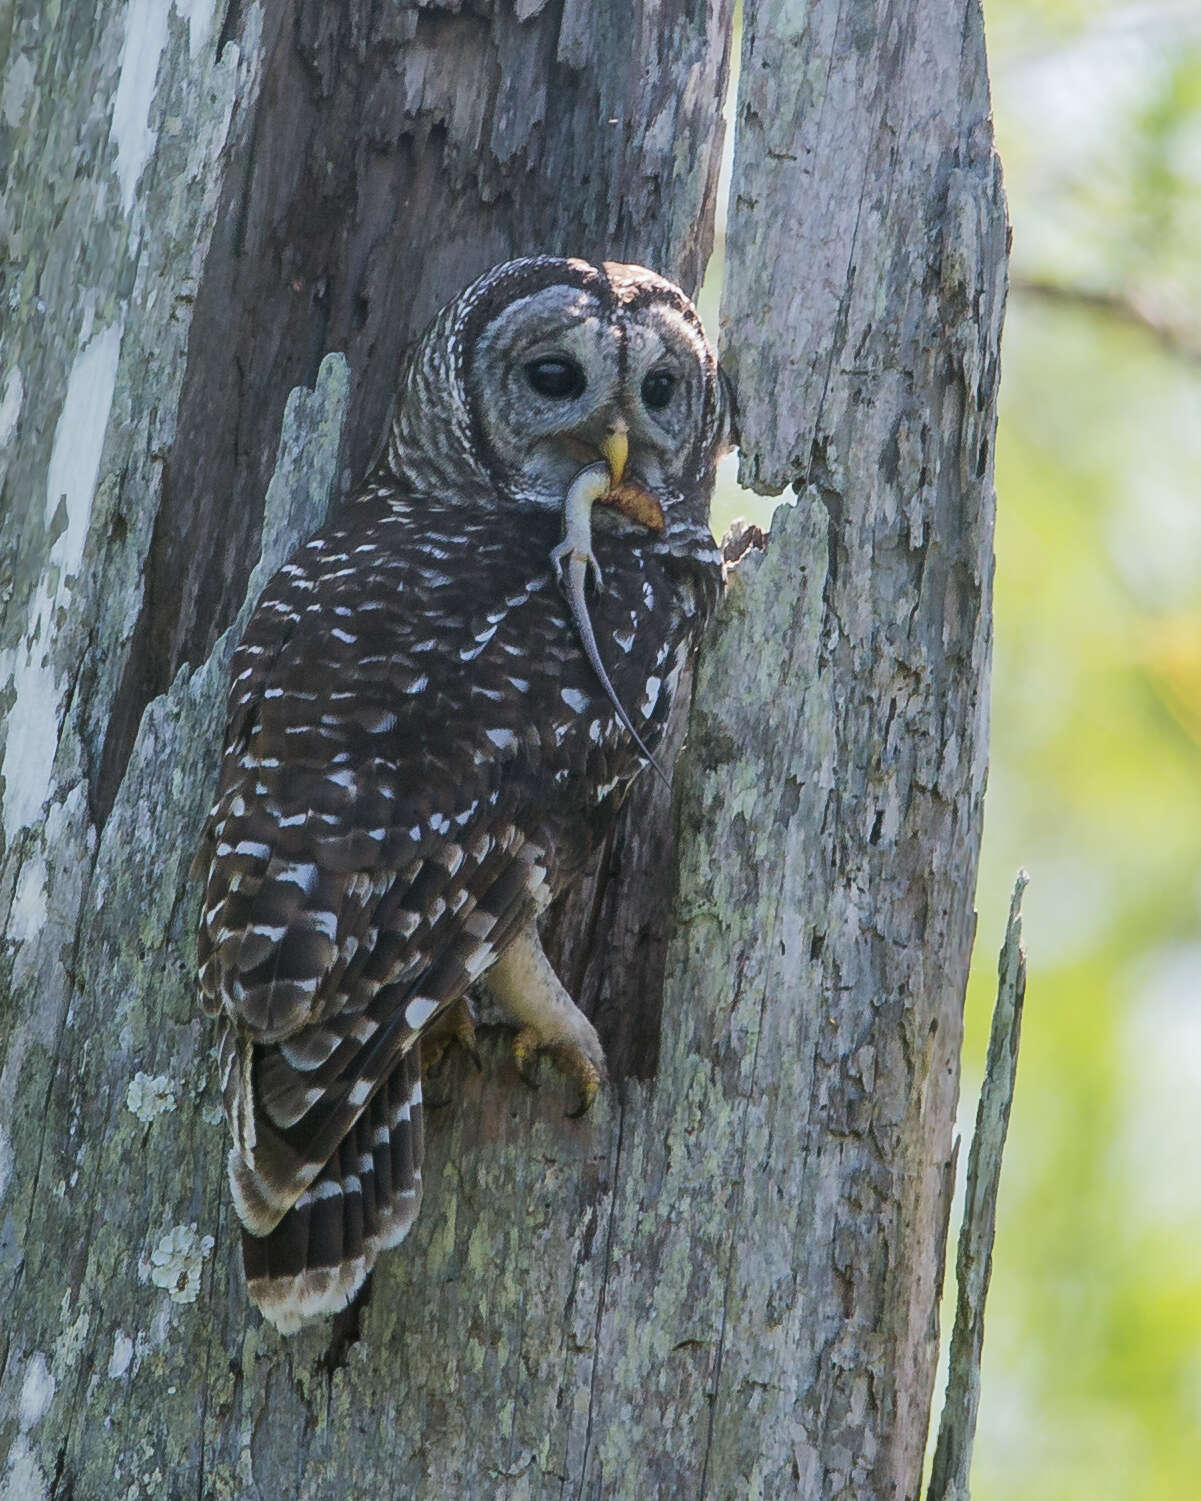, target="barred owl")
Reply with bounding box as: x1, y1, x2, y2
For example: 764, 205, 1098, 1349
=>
197, 256, 733, 1332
